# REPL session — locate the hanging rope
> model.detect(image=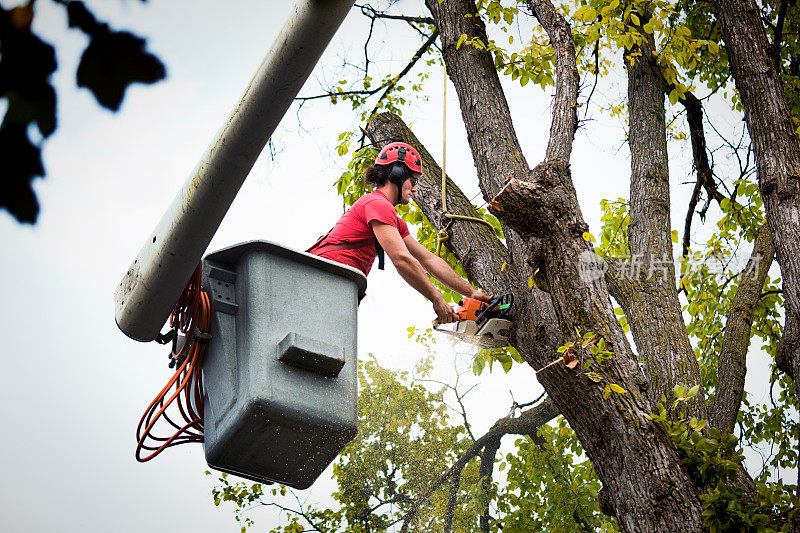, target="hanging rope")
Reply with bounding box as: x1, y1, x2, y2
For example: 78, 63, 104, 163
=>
135, 263, 210, 462
436, 63, 496, 256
